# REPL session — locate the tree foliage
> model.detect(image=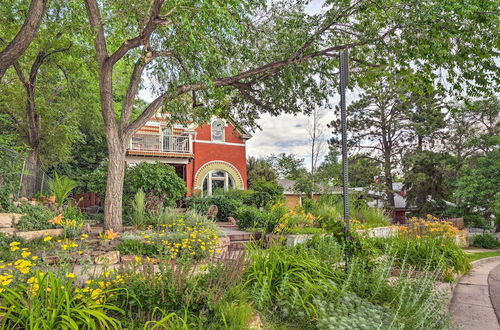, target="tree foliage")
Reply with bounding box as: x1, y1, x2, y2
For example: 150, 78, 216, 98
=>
125, 162, 186, 207
247, 156, 278, 186
454, 149, 500, 226
267, 153, 307, 180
